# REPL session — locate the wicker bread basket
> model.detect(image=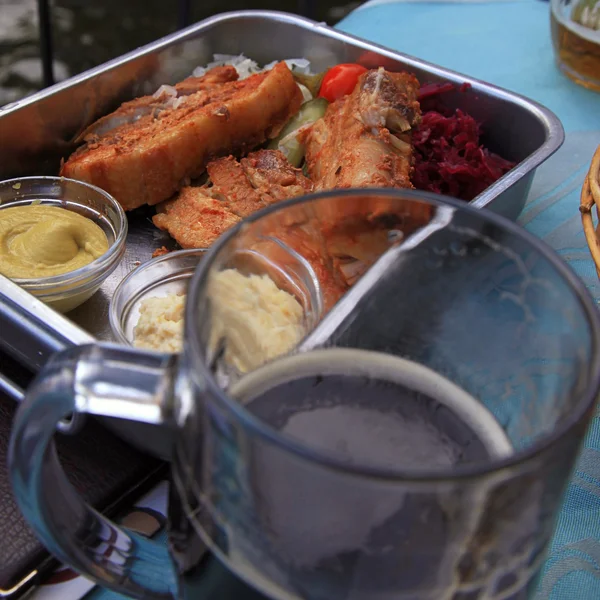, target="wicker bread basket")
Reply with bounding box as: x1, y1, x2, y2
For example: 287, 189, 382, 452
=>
580, 145, 600, 279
